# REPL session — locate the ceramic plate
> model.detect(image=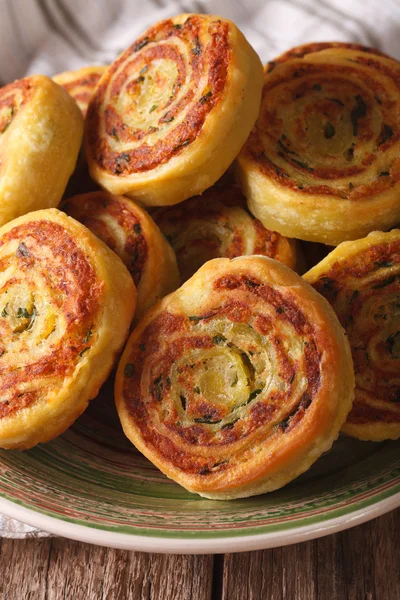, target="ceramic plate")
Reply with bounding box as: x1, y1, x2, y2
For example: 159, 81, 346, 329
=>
0, 380, 398, 553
